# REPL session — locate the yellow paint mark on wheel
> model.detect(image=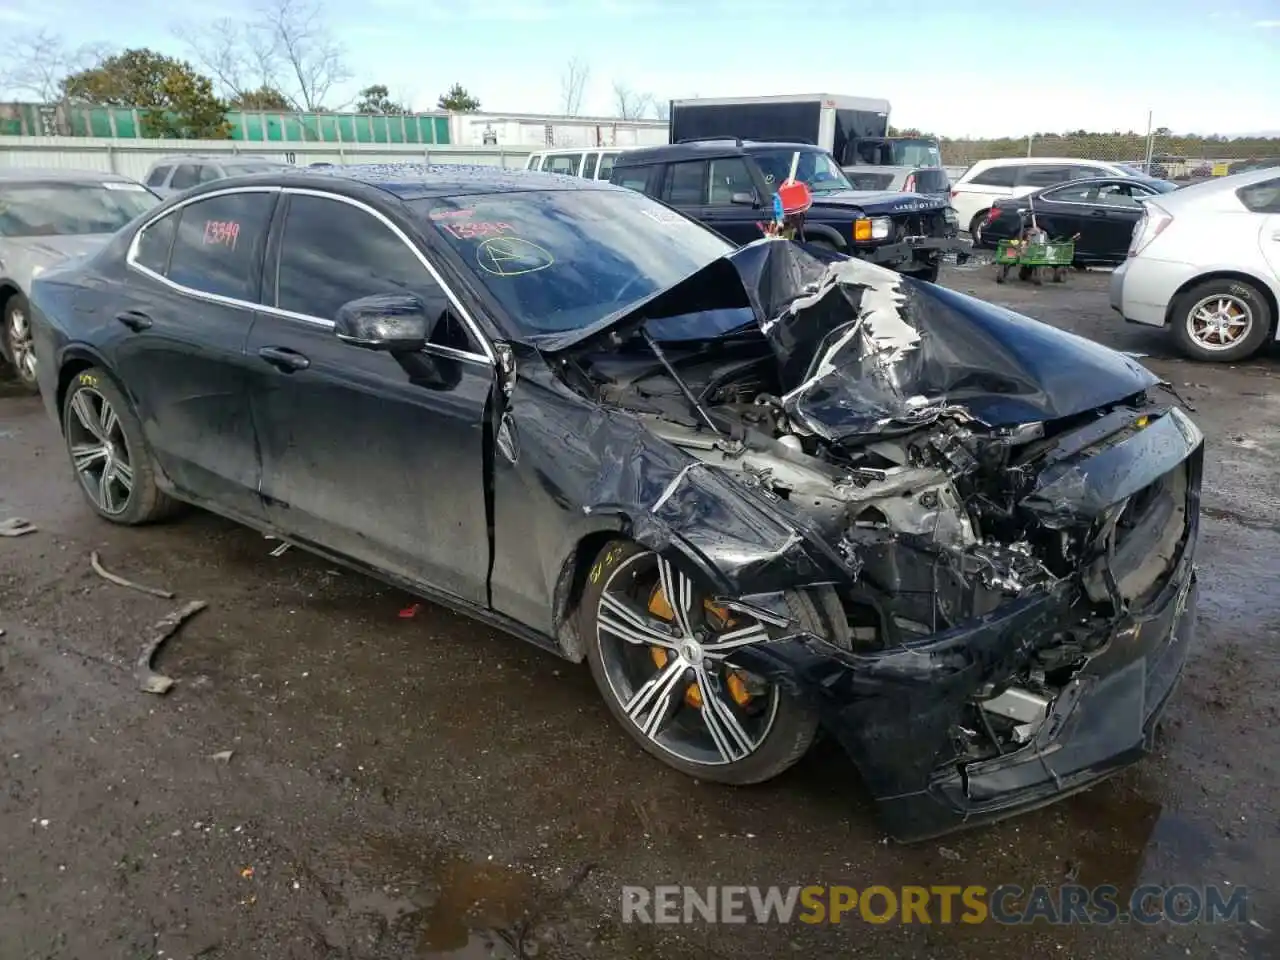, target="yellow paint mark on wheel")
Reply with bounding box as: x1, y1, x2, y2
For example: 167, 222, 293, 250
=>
78, 373, 99, 387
